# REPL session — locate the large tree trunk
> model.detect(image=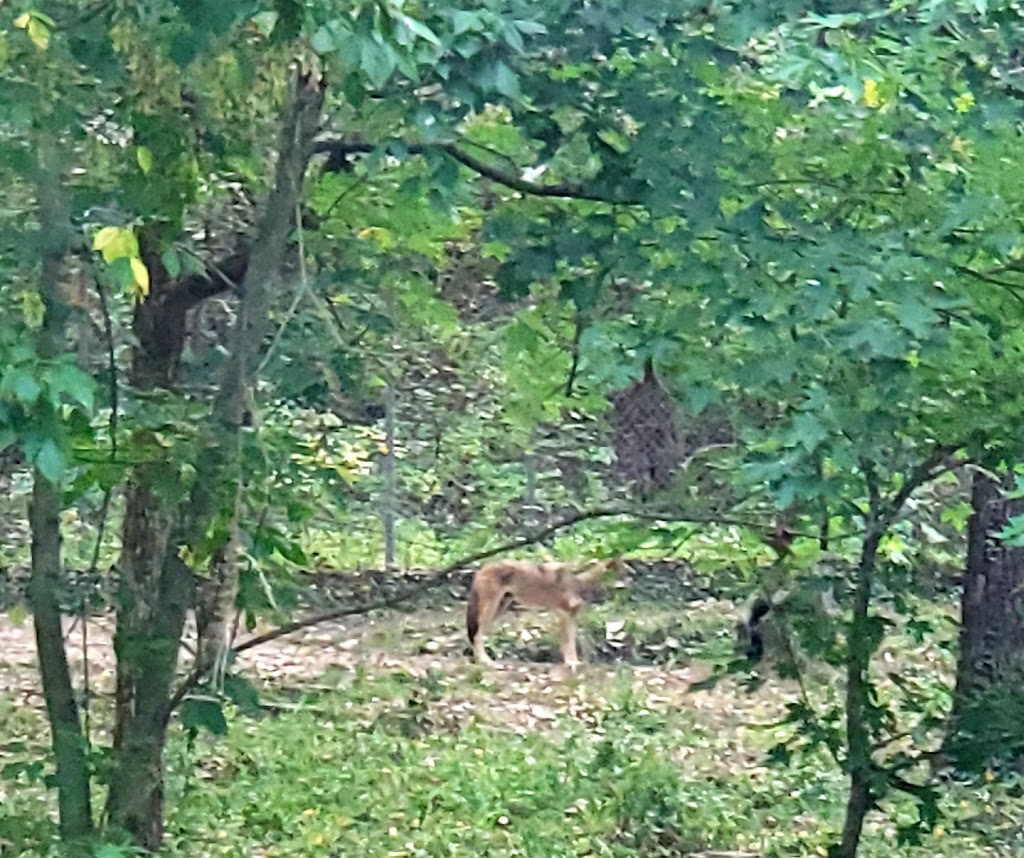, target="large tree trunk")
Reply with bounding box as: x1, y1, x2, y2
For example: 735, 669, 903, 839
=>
947, 471, 1024, 766
105, 70, 325, 851
28, 137, 93, 843
105, 218, 226, 848
106, 477, 191, 848
105, 241, 247, 847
